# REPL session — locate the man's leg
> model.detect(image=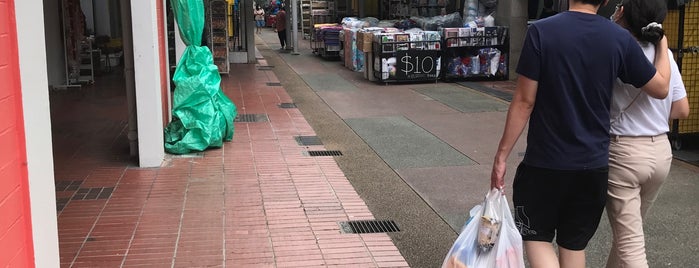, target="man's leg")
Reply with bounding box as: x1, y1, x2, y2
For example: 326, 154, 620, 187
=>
525, 241, 560, 268
277, 30, 285, 49
280, 30, 287, 48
